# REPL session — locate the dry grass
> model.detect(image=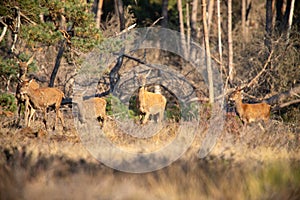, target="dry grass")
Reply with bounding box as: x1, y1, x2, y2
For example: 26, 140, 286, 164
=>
0, 109, 300, 200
